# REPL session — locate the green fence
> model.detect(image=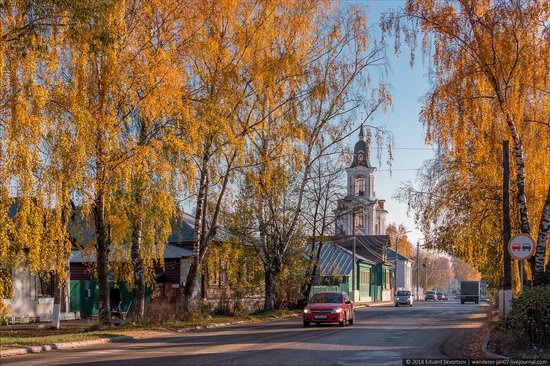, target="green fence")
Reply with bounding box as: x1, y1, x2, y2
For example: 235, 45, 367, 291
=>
70, 280, 147, 318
